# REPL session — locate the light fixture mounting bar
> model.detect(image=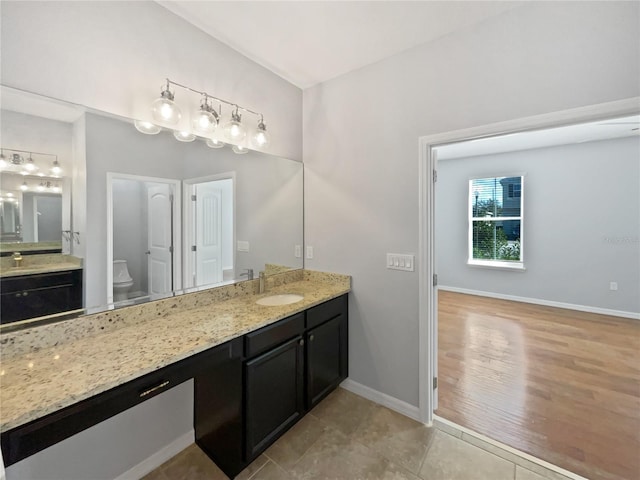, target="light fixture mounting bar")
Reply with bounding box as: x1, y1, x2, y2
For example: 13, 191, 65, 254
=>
0, 147, 58, 160
165, 78, 264, 121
